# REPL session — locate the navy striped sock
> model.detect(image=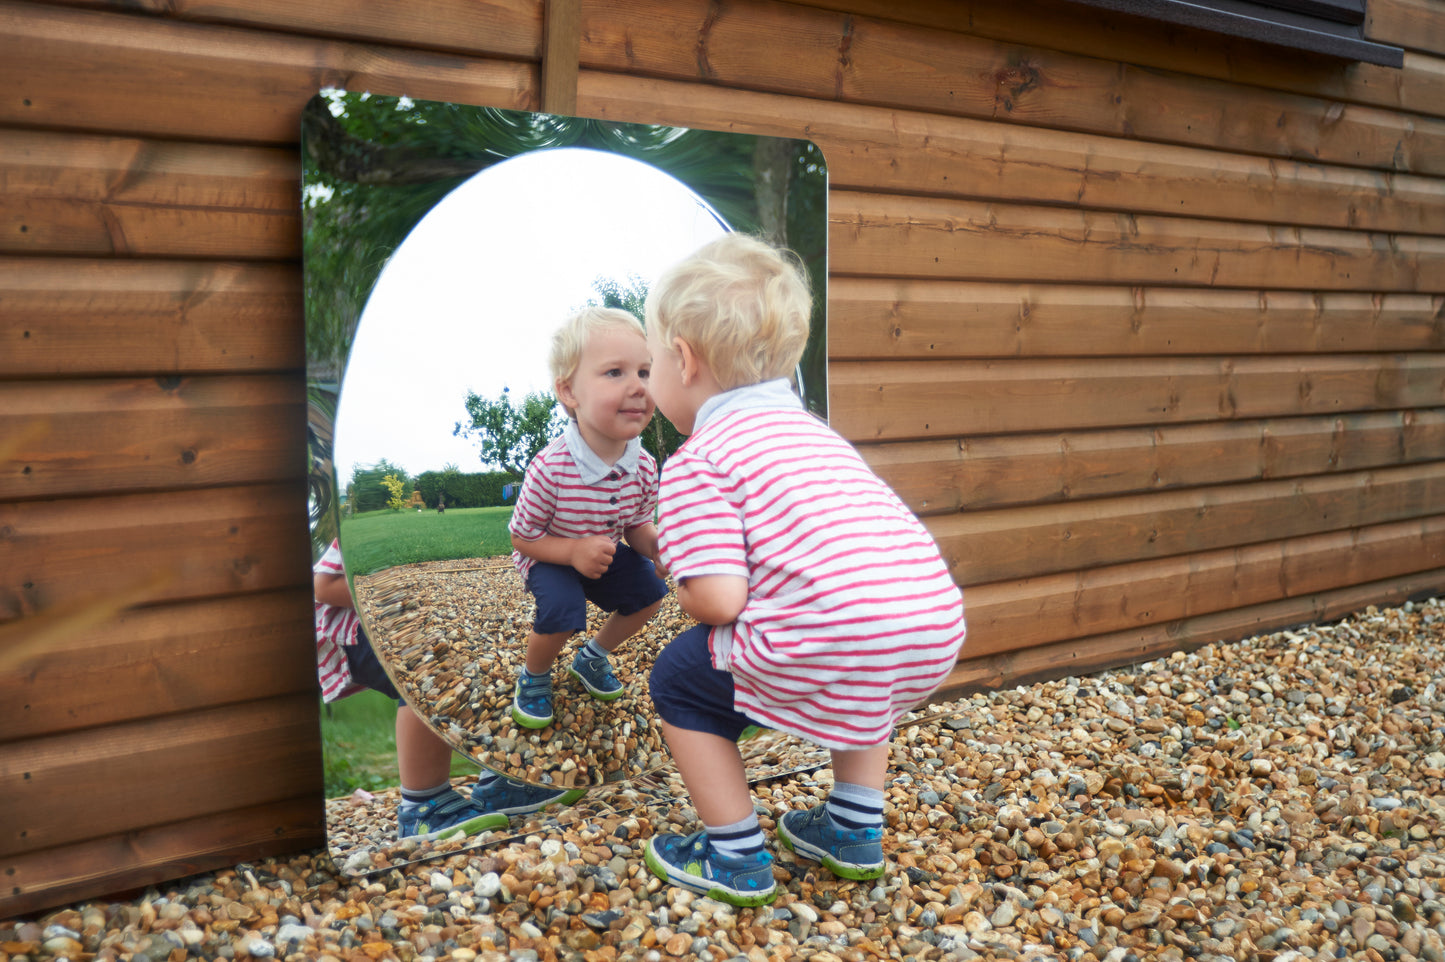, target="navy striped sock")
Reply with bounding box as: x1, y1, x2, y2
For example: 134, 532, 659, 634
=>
400, 781, 453, 804
580, 638, 609, 661
705, 814, 766, 859
825, 781, 884, 832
